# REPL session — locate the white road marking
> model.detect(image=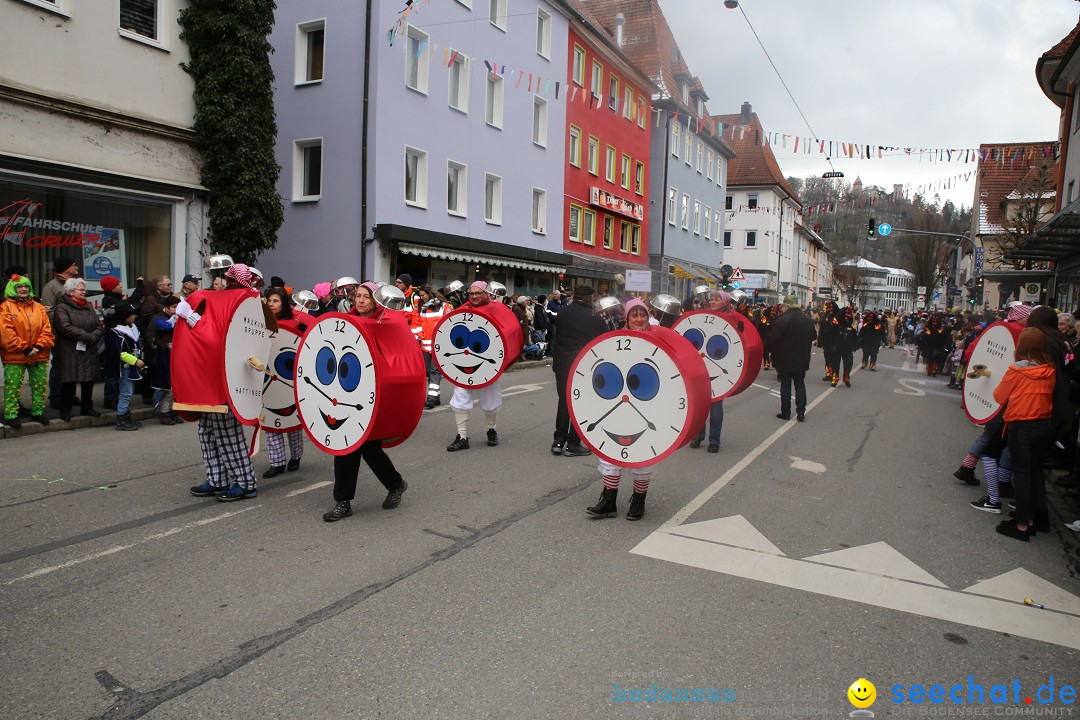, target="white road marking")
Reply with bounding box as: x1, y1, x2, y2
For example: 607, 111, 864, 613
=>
285, 481, 334, 498
6, 505, 260, 584
789, 456, 826, 474
426, 382, 550, 412
964, 568, 1080, 616
895, 378, 927, 396
803, 541, 946, 587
